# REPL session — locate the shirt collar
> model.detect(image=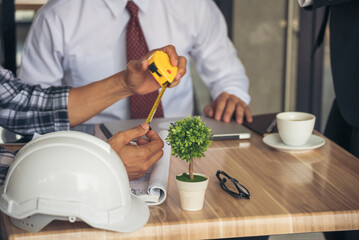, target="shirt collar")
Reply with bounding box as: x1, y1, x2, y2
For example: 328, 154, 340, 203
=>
103, 0, 150, 18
